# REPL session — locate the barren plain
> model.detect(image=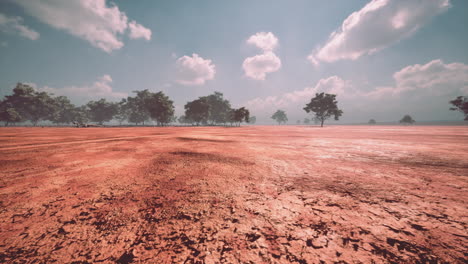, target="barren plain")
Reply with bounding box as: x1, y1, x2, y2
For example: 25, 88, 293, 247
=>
0, 126, 467, 263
